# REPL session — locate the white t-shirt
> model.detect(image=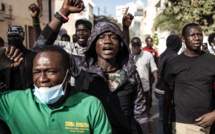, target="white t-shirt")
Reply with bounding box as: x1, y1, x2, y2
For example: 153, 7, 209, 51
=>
54, 40, 87, 56
133, 51, 157, 92
54, 40, 88, 86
